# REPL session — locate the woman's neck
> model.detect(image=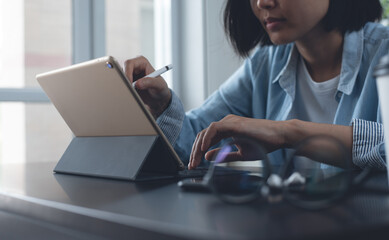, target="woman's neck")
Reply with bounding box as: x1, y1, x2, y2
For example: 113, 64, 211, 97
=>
295, 27, 344, 83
